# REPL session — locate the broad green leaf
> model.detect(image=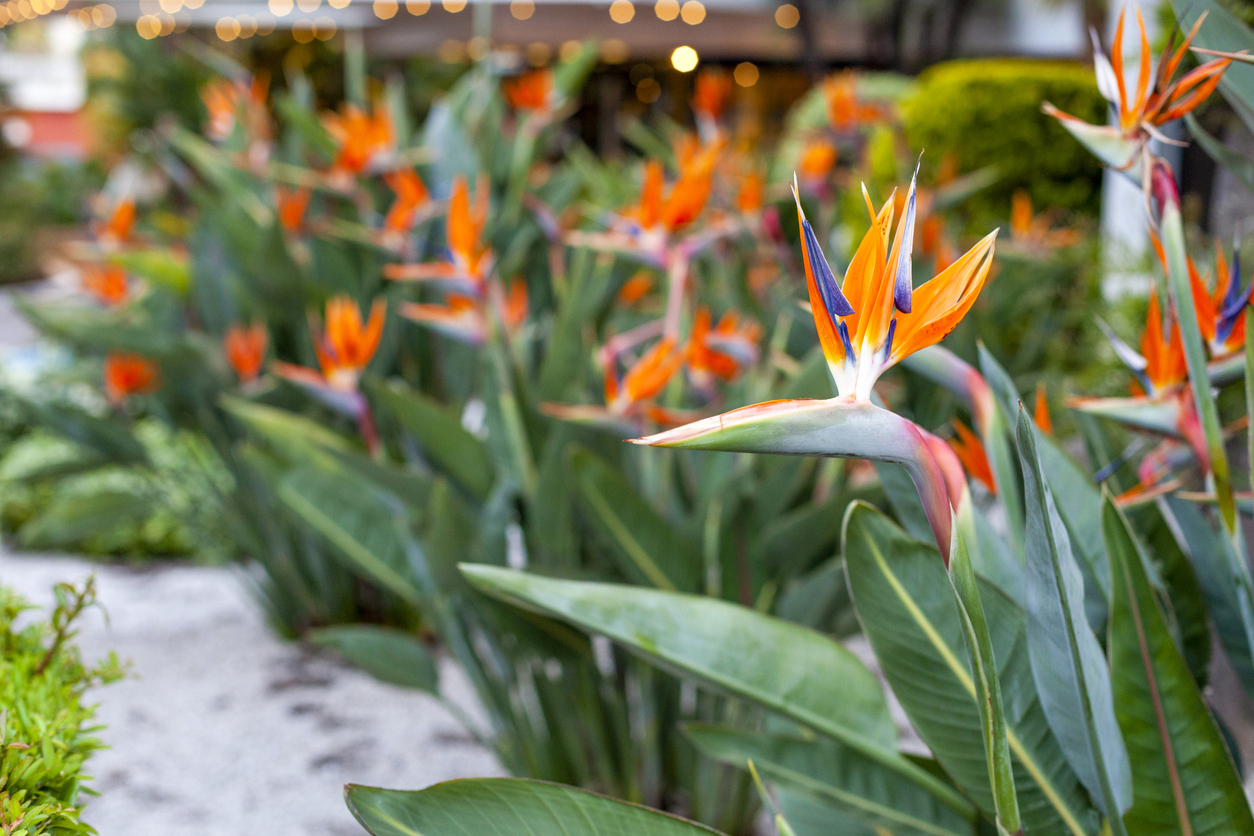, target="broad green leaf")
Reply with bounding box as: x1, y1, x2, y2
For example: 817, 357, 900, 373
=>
778, 788, 876, 836
874, 461, 934, 544
1016, 409, 1131, 825
570, 448, 701, 592
842, 501, 1099, 836
685, 725, 976, 836
459, 566, 971, 815
16, 397, 148, 466
110, 248, 191, 295
369, 380, 494, 501
949, 518, 1019, 834
346, 778, 724, 836
976, 345, 1025, 556
310, 625, 438, 693
752, 489, 846, 578
223, 396, 353, 464
1158, 496, 1254, 697
1104, 496, 1254, 835
278, 464, 425, 608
